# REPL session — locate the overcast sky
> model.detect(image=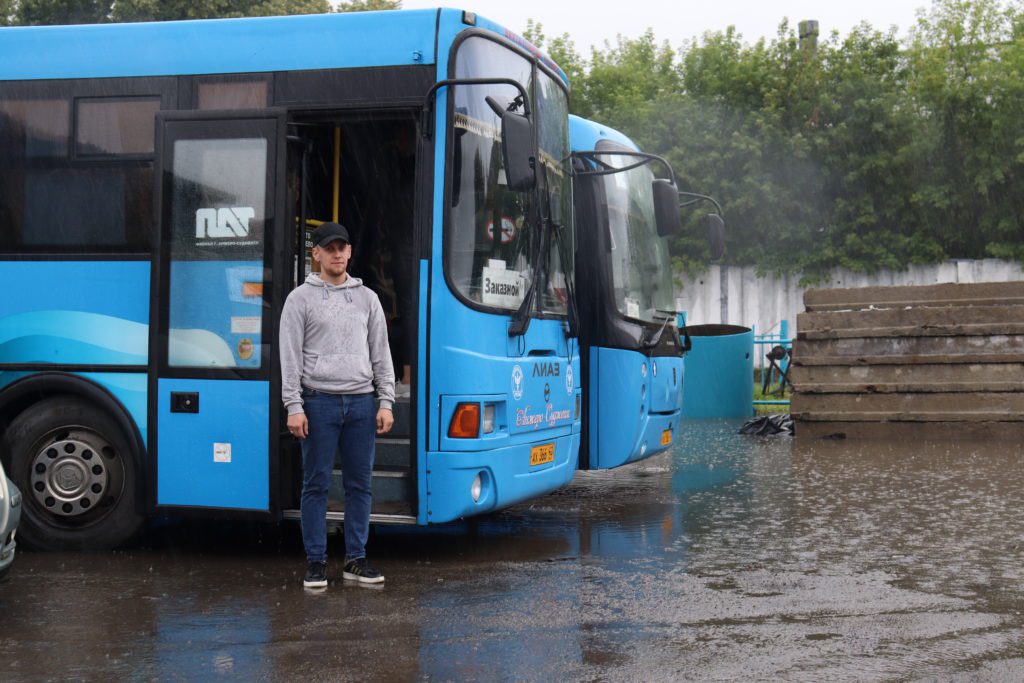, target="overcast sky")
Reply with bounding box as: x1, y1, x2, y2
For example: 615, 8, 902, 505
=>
399, 1, 930, 51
